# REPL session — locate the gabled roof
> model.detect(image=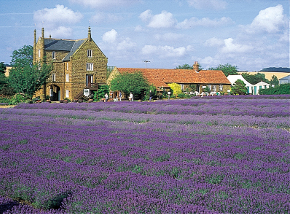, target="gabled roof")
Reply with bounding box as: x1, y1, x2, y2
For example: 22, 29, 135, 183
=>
116, 68, 231, 87
227, 75, 252, 86
44, 38, 86, 62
